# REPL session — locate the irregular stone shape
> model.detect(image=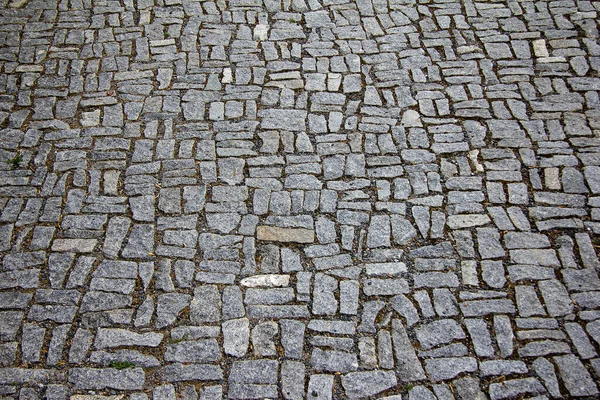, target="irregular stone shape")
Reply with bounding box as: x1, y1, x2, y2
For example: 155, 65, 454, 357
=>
0, 311, 22, 341
415, 319, 466, 350
228, 384, 278, 399
366, 215, 391, 248
554, 354, 599, 396
251, 321, 278, 356
480, 360, 528, 376
155, 293, 191, 329
307, 375, 334, 400
0, 368, 59, 385
362, 278, 408, 296
240, 274, 290, 287
247, 305, 309, 319
510, 249, 560, 267
342, 370, 397, 399
424, 357, 478, 381
256, 226, 315, 243
68, 368, 145, 390
121, 224, 154, 259
446, 214, 491, 229
28, 304, 78, 323
391, 318, 425, 381
407, 386, 436, 400
538, 279, 574, 316
190, 285, 221, 323
129, 195, 154, 222
488, 378, 546, 400
206, 213, 241, 234
460, 300, 516, 317
281, 319, 305, 359
531, 357, 562, 398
